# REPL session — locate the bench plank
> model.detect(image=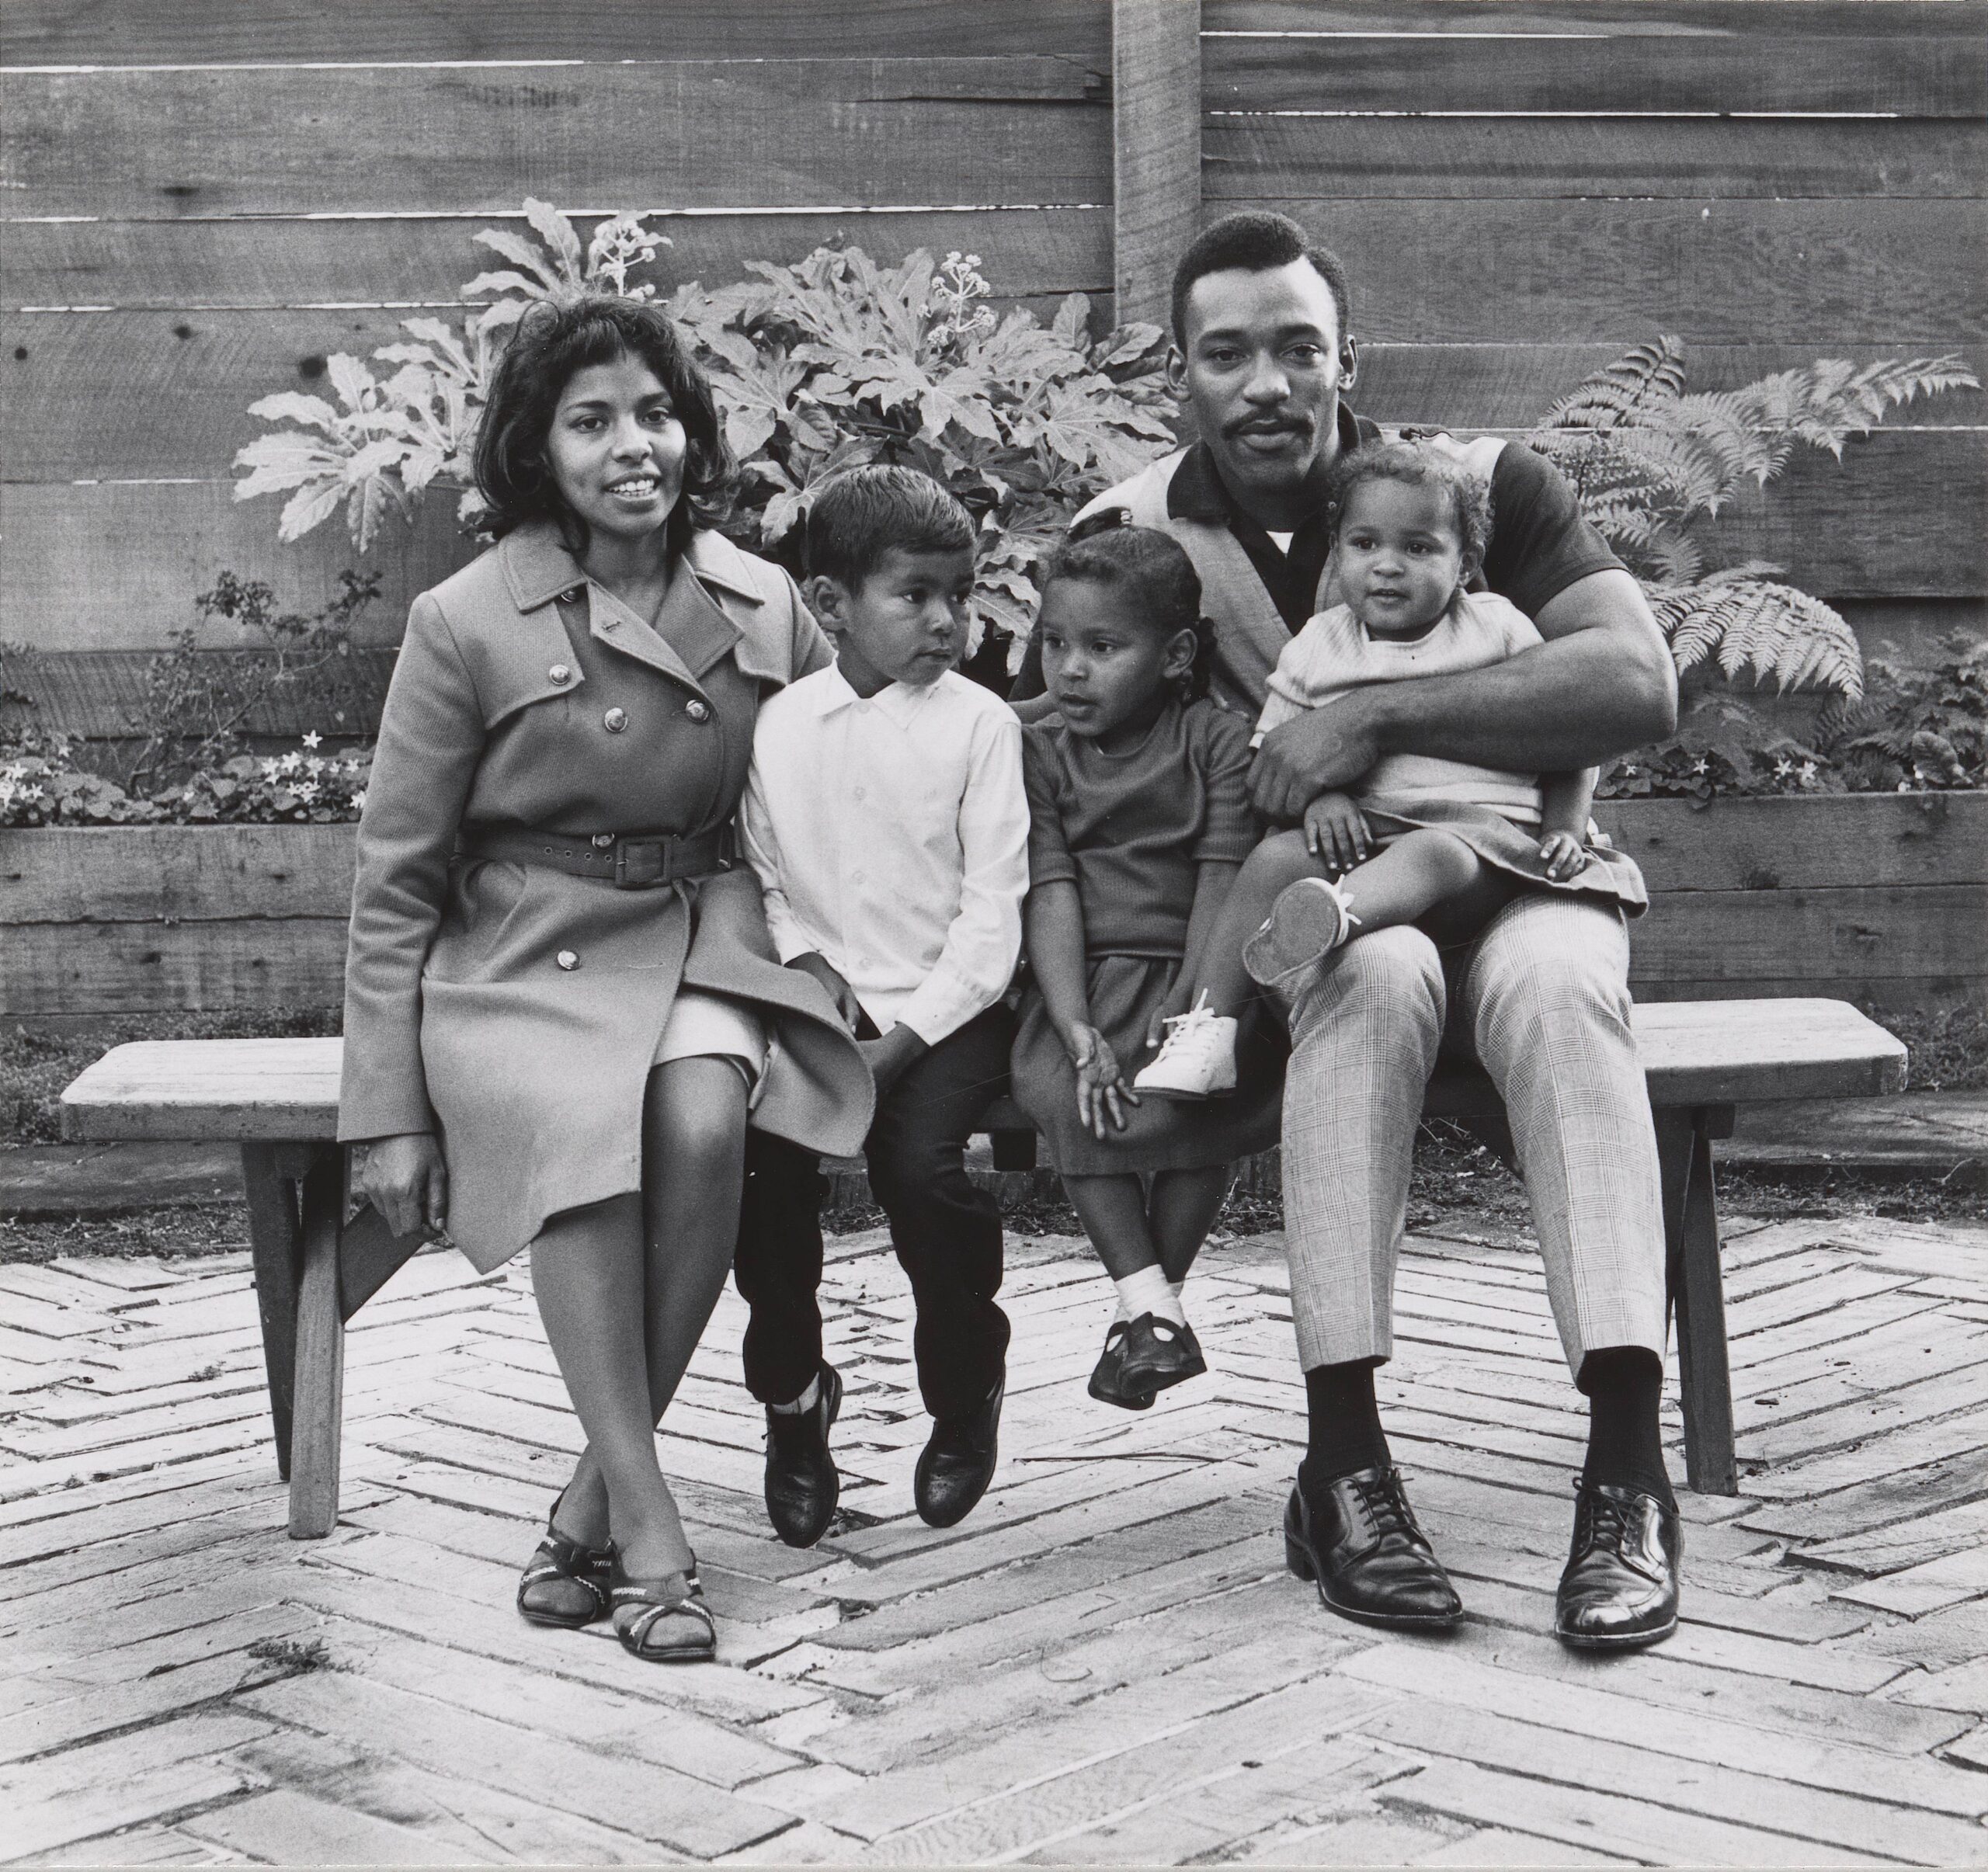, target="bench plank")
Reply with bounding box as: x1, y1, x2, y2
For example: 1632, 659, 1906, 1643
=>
59, 1000, 1906, 1144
